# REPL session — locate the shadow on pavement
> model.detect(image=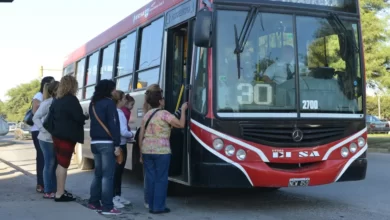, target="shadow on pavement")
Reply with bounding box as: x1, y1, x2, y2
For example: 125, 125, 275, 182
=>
0, 161, 106, 220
